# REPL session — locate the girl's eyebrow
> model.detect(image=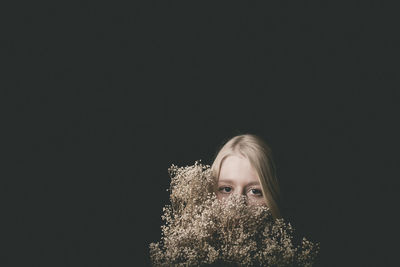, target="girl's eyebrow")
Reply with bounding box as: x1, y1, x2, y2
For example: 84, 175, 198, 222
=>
218, 179, 235, 184
218, 179, 261, 187
246, 181, 261, 187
